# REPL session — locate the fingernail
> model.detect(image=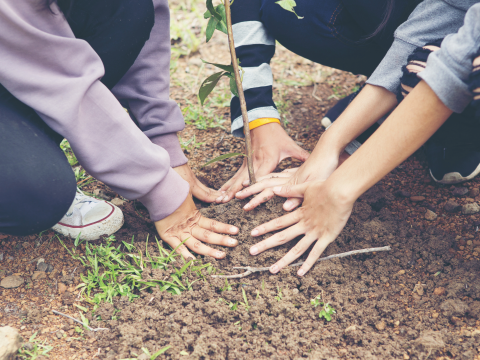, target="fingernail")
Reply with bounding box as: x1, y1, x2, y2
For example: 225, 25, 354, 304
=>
298, 268, 305, 276
221, 190, 226, 193
216, 196, 223, 202
216, 251, 224, 258
251, 229, 259, 236
229, 239, 237, 246
230, 226, 238, 233
273, 186, 282, 193
242, 180, 249, 186
270, 265, 279, 274
284, 200, 292, 210
250, 246, 258, 255
243, 203, 250, 210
